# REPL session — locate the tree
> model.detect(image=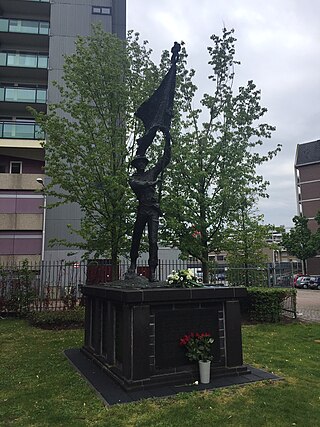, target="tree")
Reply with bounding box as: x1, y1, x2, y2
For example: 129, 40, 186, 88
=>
224, 201, 279, 264
223, 201, 277, 286
33, 26, 161, 279
282, 213, 320, 274
161, 28, 281, 282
